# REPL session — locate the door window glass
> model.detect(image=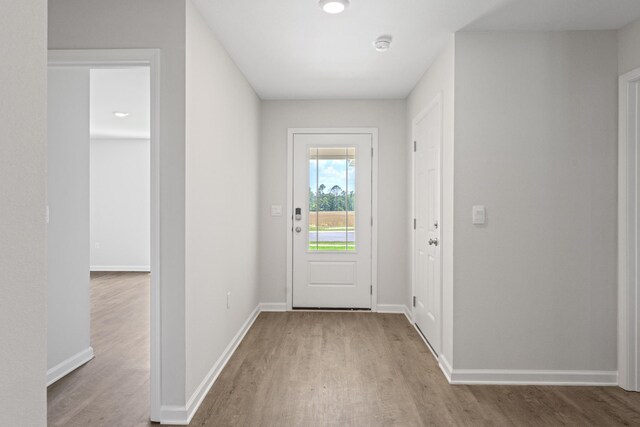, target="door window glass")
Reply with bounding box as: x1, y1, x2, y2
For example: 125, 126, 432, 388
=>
308, 147, 356, 251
